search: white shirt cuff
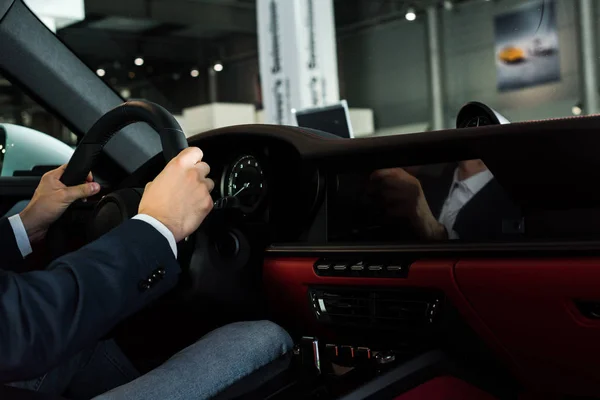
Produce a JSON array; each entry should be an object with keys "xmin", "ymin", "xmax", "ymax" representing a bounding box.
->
[
  {"xmin": 8, "ymin": 214, "xmax": 33, "ymax": 258},
  {"xmin": 447, "ymin": 229, "xmax": 460, "ymax": 240},
  {"xmin": 132, "ymin": 214, "xmax": 178, "ymax": 258}
]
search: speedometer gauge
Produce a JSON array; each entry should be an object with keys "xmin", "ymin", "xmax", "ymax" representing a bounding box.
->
[{"xmin": 223, "ymin": 155, "xmax": 267, "ymax": 214}]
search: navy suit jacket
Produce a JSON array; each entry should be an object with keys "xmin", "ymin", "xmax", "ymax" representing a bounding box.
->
[{"xmin": 0, "ymin": 218, "xmax": 180, "ymax": 382}]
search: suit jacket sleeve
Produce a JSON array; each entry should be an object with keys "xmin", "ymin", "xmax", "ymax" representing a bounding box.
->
[
  {"xmin": 0, "ymin": 219, "xmax": 181, "ymax": 383},
  {"xmin": 0, "ymin": 217, "xmax": 26, "ymax": 273}
]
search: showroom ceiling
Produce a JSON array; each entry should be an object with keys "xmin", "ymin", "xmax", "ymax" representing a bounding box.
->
[
  {"xmin": 1, "ymin": 0, "xmax": 480, "ymax": 121},
  {"xmin": 58, "ymin": 0, "xmax": 472, "ymax": 69}
]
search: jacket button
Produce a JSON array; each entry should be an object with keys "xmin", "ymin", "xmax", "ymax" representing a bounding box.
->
[
  {"xmin": 138, "ymin": 280, "xmax": 151, "ymax": 292},
  {"xmin": 157, "ymin": 268, "xmax": 166, "ymax": 277}
]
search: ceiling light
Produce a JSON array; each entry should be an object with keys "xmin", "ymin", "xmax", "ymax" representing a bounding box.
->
[
  {"xmin": 444, "ymin": 1, "xmax": 454, "ymax": 11},
  {"xmin": 190, "ymin": 68, "xmax": 200, "ymax": 78},
  {"xmin": 96, "ymin": 68, "xmax": 105, "ymax": 77},
  {"xmin": 572, "ymin": 104, "xmax": 583, "ymax": 116},
  {"xmin": 213, "ymin": 63, "xmax": 223, "ymax": 72},
  {"xmin": 120, "ymin": 88, "xmax": 131, "ymax": 98},
  {"xmin": 134, "ymin": 57, "xmax": 144, "ymax": 66},
  {"xmin": 405, "ymin": 7, "xmax": 416, "ymax": 21}
]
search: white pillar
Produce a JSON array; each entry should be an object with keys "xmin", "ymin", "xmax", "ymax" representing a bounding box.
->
[
  {"xmin": 208, "ymin": 68, "xmax": 218, "ymax": 103},
  {"xmin": 578, "ymin": 0, "xmax": 599, "ymax": 115},
  {"xmin": 257, "ymin": 0, "xmax": 340, "ymax": 125},
  {"xmin": 24, "ymin": 0, "xmax": 85, "ymax": 33},
  {"xmin": 427, "ymin": 6, "xmax": 445, "ymax": 131}
]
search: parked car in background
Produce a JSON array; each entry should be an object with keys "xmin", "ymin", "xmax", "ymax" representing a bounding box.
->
[{"xmin": 0, "ymin": 123, "xmax": 73, "ymax": 177}]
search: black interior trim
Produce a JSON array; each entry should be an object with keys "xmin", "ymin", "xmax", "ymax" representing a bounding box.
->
[
  {"xmin": 0, "ymin": 177, "xmax": 40, "ymax": 196},
  {"xmin": 267, "ymin": 241, "xmax": 600, "ymax": 258},
  {"xmin": 338, "ymin": 350, "xmax": 444, "ymax": 400},
  {"xmin": 212, "ymin": 352, "xmax": 293, "ymax": 400}
]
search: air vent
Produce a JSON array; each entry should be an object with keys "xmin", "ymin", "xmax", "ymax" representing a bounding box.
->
[
  {"xmin": 317, "ymin": 290, "xmax": 371, "ymax": 325},
  {"xmin": 309, "ymin": 288, "xmax": 442, "ymax": 329}
]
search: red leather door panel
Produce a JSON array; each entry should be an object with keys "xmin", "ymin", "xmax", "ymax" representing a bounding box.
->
[{"xmin": 455, "ymin": 258, "xmax": 600, "ymax": 397}]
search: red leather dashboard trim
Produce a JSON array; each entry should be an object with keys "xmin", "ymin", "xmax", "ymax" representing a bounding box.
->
[
  {"xmin": 455, "ymin": 258, "xmax": 600, "ymax": 396},
  {"xmin": 263, "ymin": 258, "xmax": 514, "ymax": 363}
]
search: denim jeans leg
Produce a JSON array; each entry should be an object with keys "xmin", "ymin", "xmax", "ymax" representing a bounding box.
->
[{"xmin": 94, "ymin": 320, "xmax": 293, "ymax": 400}]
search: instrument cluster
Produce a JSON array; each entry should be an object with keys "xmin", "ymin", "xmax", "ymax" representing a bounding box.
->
[{"xmin": 219, "ymin": 154, "xmax": 268, "ymax": 215}]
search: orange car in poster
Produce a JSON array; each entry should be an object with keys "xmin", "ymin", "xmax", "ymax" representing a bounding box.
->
[{"xmin": 498, "ymin": 45, "xmax": 526, "ymax": 63}]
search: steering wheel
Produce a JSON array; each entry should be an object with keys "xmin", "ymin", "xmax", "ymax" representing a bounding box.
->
[
  {"xmin": 47, "ymin": 100, "xmax": 187, "ymax": 258},
  {"xmin": 50, "ymin": 99, "xmax": 253, "ymax": 307}
]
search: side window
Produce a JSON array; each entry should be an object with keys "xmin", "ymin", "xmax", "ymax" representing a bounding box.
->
[{"xmin": 0, "ymin": 73, "xmax": 74, "ymax": 177}]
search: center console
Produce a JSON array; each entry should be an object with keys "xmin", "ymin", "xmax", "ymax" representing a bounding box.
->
[
  {"xmin": 256, "ymin": 337, "xmax": 444, "ymax": 400},
  {"xmin": 259, "ymin": 272, "xmax": 447, "ymax": 398},
  {"xmin": 261, "ymin": 256, "xmax": 464, "ymax": 399}
]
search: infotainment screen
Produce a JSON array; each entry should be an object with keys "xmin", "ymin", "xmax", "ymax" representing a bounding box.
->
[{"xmin": 327, "ymin": 160, "xmax": 524, "ymax": 243}]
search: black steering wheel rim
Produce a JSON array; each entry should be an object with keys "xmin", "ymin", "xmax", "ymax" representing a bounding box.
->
[{"xmin": 61, "ymin": 100, "xmax": 188, "ymax": 187}]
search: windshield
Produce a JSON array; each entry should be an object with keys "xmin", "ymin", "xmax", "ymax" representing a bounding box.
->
[{"xmin": 17, "ymin": 0, "xmax": 582, "ymax": 138}]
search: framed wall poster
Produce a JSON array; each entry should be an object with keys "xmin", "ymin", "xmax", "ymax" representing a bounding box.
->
[{"xmin": 494, "ymin": 0, "xmax": 560, "ymax": 92}]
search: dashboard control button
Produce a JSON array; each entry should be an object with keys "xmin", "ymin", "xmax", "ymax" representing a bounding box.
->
[
  {"xmin": 356, "ymin": 347, "xmax": 372, "ymax": 362},
  {"xmin": 325, "ymin": 344, "xmax": 339, "ymax": 361},
  {"xmin": 315, "ymin": 260, "xmax": 410, "ymax": 278},
  {"xmin": 333, "ymin": 263, "xmax": 347, "ymax": 271},
  {"xmin": 300, "ymin": 337, "xmax": 321, "ymax": 375},
  {"xmin": 350, "ymin": 262, "xmax": 364, "ymax": 271}
]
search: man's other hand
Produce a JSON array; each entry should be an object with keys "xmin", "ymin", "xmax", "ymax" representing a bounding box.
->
[
  {"xmin": 20, "ymin": 165, "xmax": 100, "ymax": 242},
  {"xmin": 139, "ymin": 147, "xmax": 214, "ymax": 242},
  {"xmin": 369, "ymin": 168, "xmax": 447, "ymax": 240},
  {"xmin": 369, "ymin": 168, "xmax": 426, "ymax": 221}
]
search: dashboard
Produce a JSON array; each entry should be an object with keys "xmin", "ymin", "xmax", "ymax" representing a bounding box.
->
[
  {"xmin": 126, "ymin": 112, "xmax": 600, "ymax": 250},
  {"xmin": 119, "ymin": 115, "xmax": 600, "ymax": 398}
]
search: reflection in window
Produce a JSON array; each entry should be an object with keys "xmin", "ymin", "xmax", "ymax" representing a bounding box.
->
[{"xmin": 328, "ymin": 160, "xmax": 523, "ymax": 243}]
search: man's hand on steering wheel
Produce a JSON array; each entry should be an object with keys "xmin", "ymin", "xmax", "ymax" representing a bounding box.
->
[
  {"xmin": 20, "ymin": 165, "xmax": 101, "ymax": 243},
  {"xmin": 139, "ymin": 147, "xmax": 214, "ymax": 243}
]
